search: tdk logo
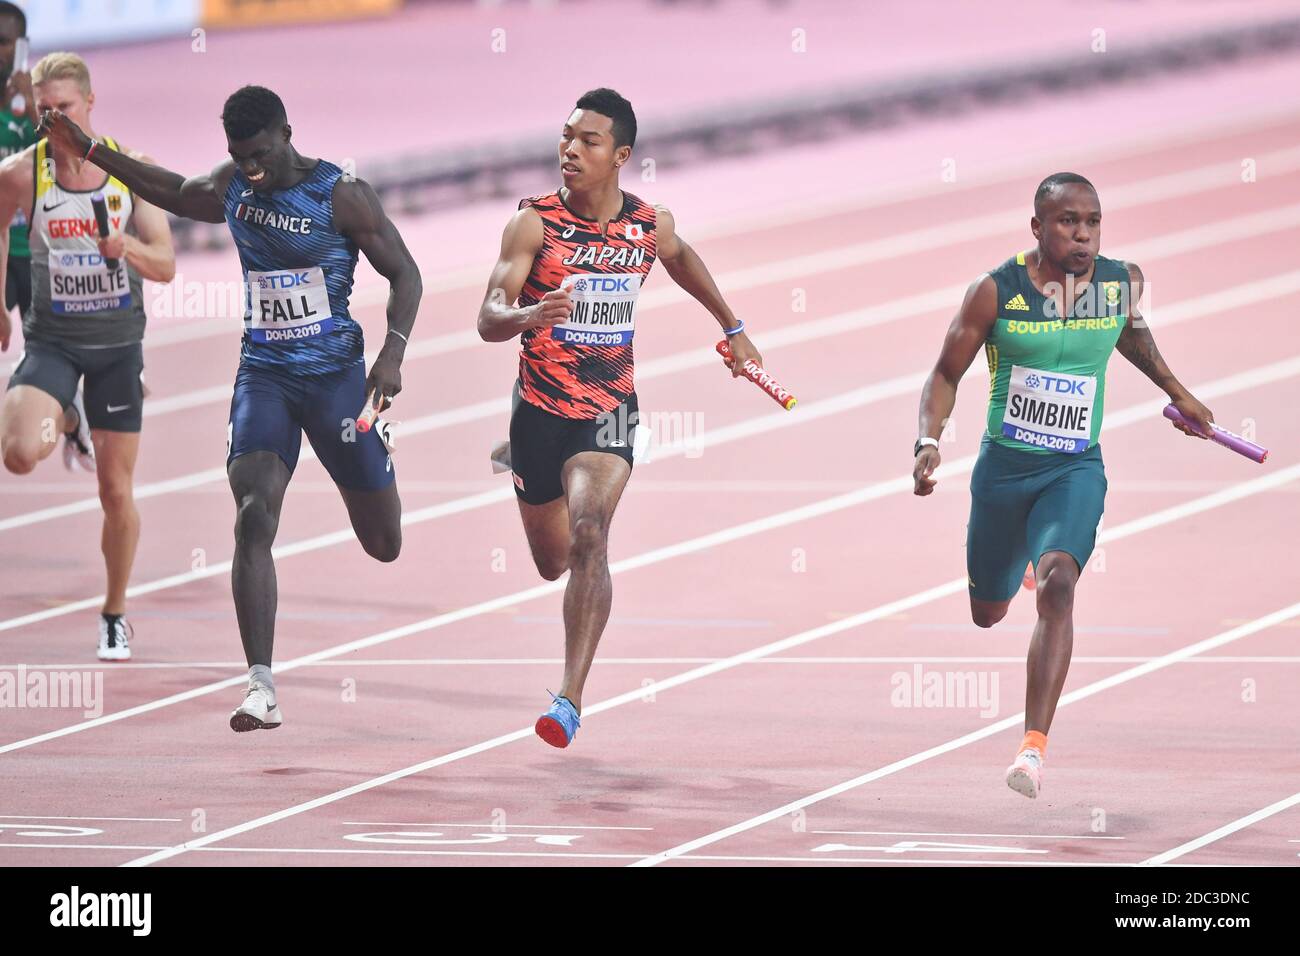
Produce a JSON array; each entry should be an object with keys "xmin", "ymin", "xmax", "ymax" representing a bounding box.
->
[
  {"xmin": 258, "ymin": 272, "xmax": 312, "ymax": 290},
  {"xmin": 577, "ymin": 276, "xmax": 631, "ymax": 293},
  {"xmin": 59, "ymin": 252, "xmax": 104, "ymax": 268},
  {"xmin": 1025, "ymin": 373, "xmax": 1085, "ymax": 395}
]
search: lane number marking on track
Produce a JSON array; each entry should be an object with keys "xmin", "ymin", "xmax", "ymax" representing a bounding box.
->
[
  {"xmin": 0, "ymin": 823, "xmax": 103, "ymax": 839},
  {"xmin": 343, "ymin": 829, "xmax": 582, "ymax": 847},
  {"xmin": 812, "ymin": 840, "xmax": 1047, "ymax": 855}
]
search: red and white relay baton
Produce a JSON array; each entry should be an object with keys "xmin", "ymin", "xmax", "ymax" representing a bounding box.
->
[
  {"xmin": 356, "ymin": 391, "xmax": 383, "ymax": 433},
  {"xmin": 1163, "ymin": 404, "xmax": 1268, "ymax": 463},
  {"xmin": 716, "ymin": 340, "xmax": 797, "ymax": 411}
]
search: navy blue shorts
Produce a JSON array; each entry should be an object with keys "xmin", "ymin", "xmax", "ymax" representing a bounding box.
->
[{"xmin": 227, "ymin": 361, "xmax": 394, "ymax": 492}]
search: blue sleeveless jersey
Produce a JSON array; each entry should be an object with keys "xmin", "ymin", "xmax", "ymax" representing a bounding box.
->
[{"xmin": 224, "ymin": 160, "xmax": 362, "ymax": 376}]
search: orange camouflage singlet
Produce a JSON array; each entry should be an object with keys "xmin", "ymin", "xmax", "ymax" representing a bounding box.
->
[{"xmin": 516, "ymin": 190, "xmax": 658, "ymax": 419}]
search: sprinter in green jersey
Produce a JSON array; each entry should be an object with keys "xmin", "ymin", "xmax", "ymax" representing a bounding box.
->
[
  {"xmin": 913, "ymin": 172, "xmax": 1215, "ymax": 799},
  {"xmin": 0, "ymin": 2, "xmax": 37, "ymax": 324}
]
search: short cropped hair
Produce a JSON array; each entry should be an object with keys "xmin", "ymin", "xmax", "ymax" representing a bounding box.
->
[
  {"xmin": 575, "ymin": 88, "xmax": 637, "ymax": 149},
  {"xmin": 1034, "ymin": 172, "xmax": 1096, "ymax": 215},
  {"xmin": 33, "ymin": 52, "xmax": 92, "ymax": 97},
  {"xmin": 222, "ymin": 85, "xmax": 288, "ymax": 141}
]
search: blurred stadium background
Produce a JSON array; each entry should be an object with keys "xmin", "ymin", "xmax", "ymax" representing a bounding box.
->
[{"xmin": 25, "ymin": 1, "xmax": 1300, "ymax": 238}]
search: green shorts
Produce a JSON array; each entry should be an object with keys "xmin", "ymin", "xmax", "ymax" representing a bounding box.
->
[{"xmin": 967, "ymin": 435, "xmax": 1107, "ymax": 602}]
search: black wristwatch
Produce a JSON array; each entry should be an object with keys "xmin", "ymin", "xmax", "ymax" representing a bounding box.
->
[{"xmin": 914, "ymin": 437, "xmax": 939, "ymax": 457}]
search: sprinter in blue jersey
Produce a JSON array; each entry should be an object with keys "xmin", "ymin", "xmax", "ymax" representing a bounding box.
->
[{"xmin": 41, "ymin": 87, "xmax": 423, "ymax": 732}]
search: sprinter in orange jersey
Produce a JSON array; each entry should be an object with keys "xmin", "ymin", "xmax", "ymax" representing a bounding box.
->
[{"xmin": 477, "ymin": 88, "xmax": 762, "ymax": 748}]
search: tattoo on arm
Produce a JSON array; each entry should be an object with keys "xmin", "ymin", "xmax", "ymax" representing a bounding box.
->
[{"xmin": 1117, "ymin": 320, "xmax": 1168, "ymax": 384}]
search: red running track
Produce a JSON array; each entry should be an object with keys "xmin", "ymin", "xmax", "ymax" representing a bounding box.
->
[{"xmin": 0, "ymin": 87, "xmax": 1298, "ymax": 868}]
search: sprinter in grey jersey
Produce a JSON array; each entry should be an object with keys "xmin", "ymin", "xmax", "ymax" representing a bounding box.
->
[{"xmin": 0, "ymin": 53, "xmax": 174, "ymax": 661}]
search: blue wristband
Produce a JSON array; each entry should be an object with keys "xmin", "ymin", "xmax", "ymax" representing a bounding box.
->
[{"xmin": 723, "ymin": 321, "xmax": 745, "ymax": 336}]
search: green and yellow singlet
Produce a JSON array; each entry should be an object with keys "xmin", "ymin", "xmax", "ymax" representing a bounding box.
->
[{"xmin": 983, "ymin": 251, "xmax": 1130, "ymax": 455}]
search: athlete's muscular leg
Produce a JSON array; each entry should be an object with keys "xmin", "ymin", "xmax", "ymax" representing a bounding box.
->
[
  {"xmin": 229, "ymin": 451, "xmax": 293, "ymax": 667},
  {"xmin": 338, "ymin": 482, "xmax": 402, "ymax": 563},
  {"xmin": 1025, "ymin": 550, "xmax": 1079, "ymax": 734},
  {"xmin": 93, "ymin": 430, "xmax": 141, "ymax": 616},
  {"xmin": 518, "ymin": 495, "xmax": 572, "ymax": 581},
  {"xmin": 553, "ymin": 451, "xmax": 631, "ymax": 712},
  {"xmin": 0, "ymin": 385, "xmax": 65, "ymax": 473}
]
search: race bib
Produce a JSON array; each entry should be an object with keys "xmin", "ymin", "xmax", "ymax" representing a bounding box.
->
[
  {"xmin": 48, "ymin": 250, "xmax": 131, "ymax": 315},
  {"xmin": 246, "ymin": 266, "xmax": 334, "ymax": 343},
  {"xmin": 551, "ymin": 273, "xmax": 640, "ymax": 346},
  {"xmin": 1002, "ymin": 364, "xmax": 1096, "ymax": 454}
]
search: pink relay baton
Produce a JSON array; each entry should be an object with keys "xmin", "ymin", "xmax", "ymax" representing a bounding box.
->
[
  {"xmin": 1163, "ymin": 404, "xmax": 1268, "ymax": 463},
  {"xmin": 716, "ymin": 340, "xmax": 797, "ymax": 410}
]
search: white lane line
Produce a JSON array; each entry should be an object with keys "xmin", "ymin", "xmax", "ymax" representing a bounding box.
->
[
  {"xmin": 1, "ymin": 302, "xmax": 936, "ymax": 533},
  {"xmin": 0, "ymin": 841, "xmax": 646, "ymax": 860},
  {"xmin": 631, "ymin": 164, "xmax": 1300, "ymax": 314},
  {"xmin": 133, "ymin": 110, "xmax": 1300, "ymax": 352},
  {"xmin": 0, "ymin": 815, "xmax": 182, "ymax": 822},
  {"xmin": 7, "ymin": 231, "xmax": 1299, "ymax": 541},
  {"xmin": 810, "ymin": 830, "xmax": 1124, "ymax": 840},
  {"xmin": 0, "ymin": 844, "xmax": 1228, "ymax": 865},
  {"xmin": 117, "ymin": 147, "xmax": 1300, "ymax": 422},
  {"xmin": 118, "ymin": 465, "xmax": 1300, "ymax": 867},
  {"xmin": 9, "ymin": 655, "xmax": 1298, "ymax": 670},
  {"xmin": 11, "ymin": 475, "xmax": 1291, "ymax": 496},
  {"xmin": 0, "ymin": 369, "xmax": 928, "ymax": 631},
  {"xmin": 6, "ymin": 192, "xmax": 1297, "ymax": 539},
  {"xmin": 2, "ymin": 355, "xmax": 1295, "ymax": 755},
  {"xmin": 195, "ymin": 846, "xmax": 646, "ymax": 860},
  {"xmin": 6, "ymin": 258, "xmax": 1298, "ymax": 632},
  {"xmin": 1139, "ymin": 792, "xmax": 1300, "ymax": 866},
  {"xmin": 340, "ymin": 821, "xmax": 654, "ymax": 830},
  {"xmin": 186, "ymin": 851, "xmax": 1099, "ymax": 865},
  {"xmin": 678, "ymin": 106, "xmax": 1300, "ymax": 244},
  {"xmin": 672, "ymin": 856, "xmax": 1140, "ymax": 867},
  {"xmin": 141, "ymin": 383, "xmax": 235, "ymax": 416},
  {"xmin": 630, "ymin": 597, "xmax": 1300, "ymax": 867},
  {"xmin": 0, "ymin": 843, "xmax": 174, "ymax": 852}
]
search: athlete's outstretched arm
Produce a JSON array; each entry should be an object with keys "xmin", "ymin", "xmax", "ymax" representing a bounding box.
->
[
  {"xmin": 1116, "ymin": 262, "xmax": 1214, "ymax": 439},
  {"xmin": 39, "ymin": 109, "xmax": 231, "ymax": 224},
  {"xmin": 914, "ymin": 275, "xmax": 998, "ymax": 496},
  {"xmin": 333, "ymin": 178, "xmax": 423, "ymax": 407},
  {"xmin": 105, "ymin": 150, "xmax": 176, "ymax": 283},
  {"xmin": 476, "ymin": 206, "xmax": 571, "ymax": 342},
  {"xmin": 654, "ymin": 204, "xmax": 761, "ymax": 377}
]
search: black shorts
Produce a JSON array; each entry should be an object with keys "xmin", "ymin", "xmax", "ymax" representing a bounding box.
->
[
  {"xmin": 509, "ymin": 392, "xmax": 637, "ymax": 505},
  {"xmin": 6, "ymin": 338, "xmax": 145, "ymax": 432},
  {"xmin": 5, "ymin": 255, "xmax": 31, "ymax": 316}
]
